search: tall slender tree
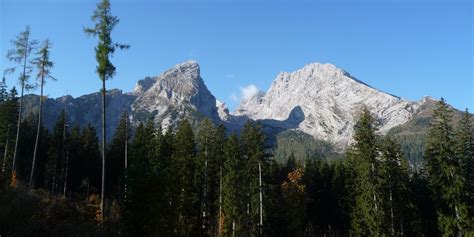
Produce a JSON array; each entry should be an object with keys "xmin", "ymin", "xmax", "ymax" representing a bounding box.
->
[
  {"xmin": 29, "ymin": 40, "xmax": 55, "ymax": 189},
  {"xmin": 347, "ymin": 107, "xmax": 384, "ymax": 236},
  {"xmin": 380, "ymin": 136, "xmax": 410, "ymax": 236},
  {"xmin": 5, "ymin": 26, "xmax": 38, "ymax": 178},
  {"xmin": 84, "ymin": 0, "xmax": 129, "ymax": 221},
  {"xmin": 241, "ymin": 121, "xmax": 267, "ymax": 236},
  {"xmin": 223, "ymin": 133, "xmax": 244, "ymax": 236}
]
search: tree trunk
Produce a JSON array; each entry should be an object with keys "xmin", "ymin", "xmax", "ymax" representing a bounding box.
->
[
  {"xmin": 389, "ymin": 186, "xmax": 394, "ymax": 237},
  {"xmin": 219, "ymin": 166, "xmax": 223, "ymax": 236},
  {"xmin": 124, "ymin": 112, "xmax": 128, "ymax": 203},
  {"xmin": 12, "ymin": 83, "xmax": 24, "ymax": 177},
  {"xmin": 2, "ymin": 133, "xmax": 9, "ymax": 174},
  {"xmin": 29, "ymin": 75, "xmax": 45, "ymax": 189},
  {"xmin": 63, "ymin": 147, "xmax": 69, "ymax": 198},
  {"xmin": 100, "ymin": 78, "xmax": 106, "ymax": 223},
  {"xmin": 258, "ymin": 160, "xmax": 263, "ymax": 235},
  {"xmin": 12, "ymin": 46, "xmax": 29, "ymax": 177}
]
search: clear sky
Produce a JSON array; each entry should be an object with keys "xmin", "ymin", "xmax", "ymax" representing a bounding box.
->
[{"xmin": 1, "ymin": 0, "xmax": 473, "ymax": 111}]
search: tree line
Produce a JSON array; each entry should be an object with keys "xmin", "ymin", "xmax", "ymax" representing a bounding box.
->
[{"xmin": 0, "ymin": 88, "xmax": 473, "ymax": 236}]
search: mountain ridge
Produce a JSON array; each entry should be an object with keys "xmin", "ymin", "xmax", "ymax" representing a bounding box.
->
[{"xmin": 22, "ymin": 60, "xmax": 441, "ymax": 153}]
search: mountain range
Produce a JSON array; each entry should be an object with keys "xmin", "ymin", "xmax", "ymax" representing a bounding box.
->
[{"xmin": 22, "ymin": 60, "xmax": 457, "ymax": 162}]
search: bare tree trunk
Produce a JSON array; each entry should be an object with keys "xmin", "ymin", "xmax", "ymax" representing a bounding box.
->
[
  {"xmin": 2, "ymin": 132, "xmax": 9, "ymax": 174},
  {"xmin": 124, "ymin": 112, "xmax": 128, "ymax": 203},
  {"xmin": 29, "ymin": 75, "xmax": 45, "ymax": 189},
  {"xmin": 12, "ymin": 83, "xmax": 24, "ymax": 176},
  {"xmin": 51, "ymin": 160, "xmax": 57, "ymax": 194},
  {"xmin": 63, "ymin": 147, "xmax": 69, "ymax": 198},
  {"xmin": 219, "ymin": 166, "xmax": 223, "ymax": 236},
  {"xmin": 12, "ymin": 45, "xmax": 29, "ymax": 177},
  {"xmin": 390, "ymin": 187, "xmax": 394, "ymax": 237},
  {"xmin": 100, "ymin": 79, "xmax": 106, "ymax": 223},
  {"xmin": 258, "ymin": 161, "xmax": 263, "ymax": 236}
]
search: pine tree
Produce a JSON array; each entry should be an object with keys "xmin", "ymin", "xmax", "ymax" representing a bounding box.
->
[
  {"xmin": 5, "ymin": 26, "xmax": 38, "ymax": 178},
  {"xmin": 425, "ymin": 98, "xmax": 469, "ymax": 236},
  {"xmin": 84, "ymin": 0, "xmax": 129, "ymax": 220},
  {"xmin": 347, "ymin": 107, "xmax": 384, "ymax": 236},
  {"xmin": 29, "ymin": 39, "xmax": 55, "ymax": 189}
]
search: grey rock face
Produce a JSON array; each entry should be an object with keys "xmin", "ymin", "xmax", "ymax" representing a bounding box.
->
[
  {"xmin": 22, "ymin": 60, "xmax": 437, "ymax": 150},
  {"xmin": 231, "ymin": 63, "xmax": 432, "ymax": 150}
]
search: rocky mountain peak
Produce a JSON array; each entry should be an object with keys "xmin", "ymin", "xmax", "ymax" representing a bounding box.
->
[
  {"xmin": 131, "ymin": 60, "xmax": 219, "ymax": 128},
  {"xmin": 233, "ymin": 62, "xmax": 421, "ymax": 150}
]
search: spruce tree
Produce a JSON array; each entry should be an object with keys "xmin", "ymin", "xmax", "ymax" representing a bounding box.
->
[
  {"xmin": 172, "ymin": 120, "xmax": 199, "ymax": 235},
  {"xmin": 240, "ymin": 121, "xmax": 266, "ymax": 236},
  {"xmin": 84, "ymin": 0, "xmax": 129, "ymax": 220},
  {"xmin": 46, "ymin": 111, "xmax": 67, "ymax": 194},
  {"xmin": 5, "ymin": 26, "xmax": 38, "ymax": 178},
  {"xmin": 223, "ymin": 133, "xmax": 244, "ymax": 236},
  {"xmin": 0, "ymin": 88, "xmax": 18, "ymax": 176},
  {"xmin": 347, "ymin": 107, "xmax": 384, "ymax": 236},
  {"xmin": 454, "ymin": 109, "xmax": 474, "ymax": 234},
  {"xmin": 380, "ymin": 136, "xmax": 410, "ymax": 236},
  {"xmin": 425, "ymin": 98, "xmax": 469, "ymax": 236},
  {"xmin": 123, "ymin": 122, "xmax": 156, "ymax": 235}
]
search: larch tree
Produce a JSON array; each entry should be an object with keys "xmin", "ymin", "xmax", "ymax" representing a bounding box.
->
[
  {"xmin": 5, "ymin": 26, "xmax": 38, "ymax": 179},
  {"xmin": 84, "ymin": 0, "xmax": 129, "ymax": 221},
  {"xmin": 29, "ymin": 39, "xmax": 55, "ymax": 189}
]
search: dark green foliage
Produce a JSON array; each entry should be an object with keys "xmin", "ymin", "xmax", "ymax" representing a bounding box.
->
[
  {"xmin": 240, "ymin": 121, "xmax": 267, "ymax": 235},
  {"xmin": 273, "ymin": 130, "xmax": 338, "ymax": 163},
  {"xmin": 222, "ymin": 133, "xmax": 245, "ymax": 235},
  {"xmin": 0, "ymin": 88, "xmax": 19, "ymax": 177},
  {"xmin": 379, "ymin": 136, "xmax": 411, "ymax": 236},
  {"xmin": 1, "ymin": 97, "xmax": 464, "ymax": 236},
  {"xmin": 172, "ymin": 120, "xmax": 200, "ymax": 235},
  {"xmin": 425, "ymin": 98, "xmax": 470, "ymax": 236},
  {"xmin": 347, "ymin": 107, "xmax": 384, "ymax": 236}
]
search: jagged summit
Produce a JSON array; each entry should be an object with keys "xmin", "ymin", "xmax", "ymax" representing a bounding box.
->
[
  {"xmin": 232, "ymin": 62, "xmax": 428, "ymax": 149},
  {"xmin": 131, "ymin": 60, "xmax": 219, "ymax": 128}
]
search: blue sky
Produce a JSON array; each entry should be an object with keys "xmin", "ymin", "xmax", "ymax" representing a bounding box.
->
[{"xmin": 1, "ymin": 0, "xmax": 473, "ymax": 111}]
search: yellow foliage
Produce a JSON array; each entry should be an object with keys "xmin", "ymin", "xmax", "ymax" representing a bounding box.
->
[
  {"xmin": 10, "ymin": 170, "xmax": 17, "ymax": 188},
  {"xmin": 282, "ymin": 168, "xmax": 305, "ymax": 193}
]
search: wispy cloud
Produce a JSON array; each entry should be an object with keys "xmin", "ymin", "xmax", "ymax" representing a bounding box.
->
[
  {"xmin": 225, "ymin": 74, "xmax": 235, "ymax": 79},
  {"xmin": 239, "ymin": 84, "xmax": 259, "ymax": 101},
  {"xmin": 230, "ymin": 93, "xmax": 239, "ymax": 102}
]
